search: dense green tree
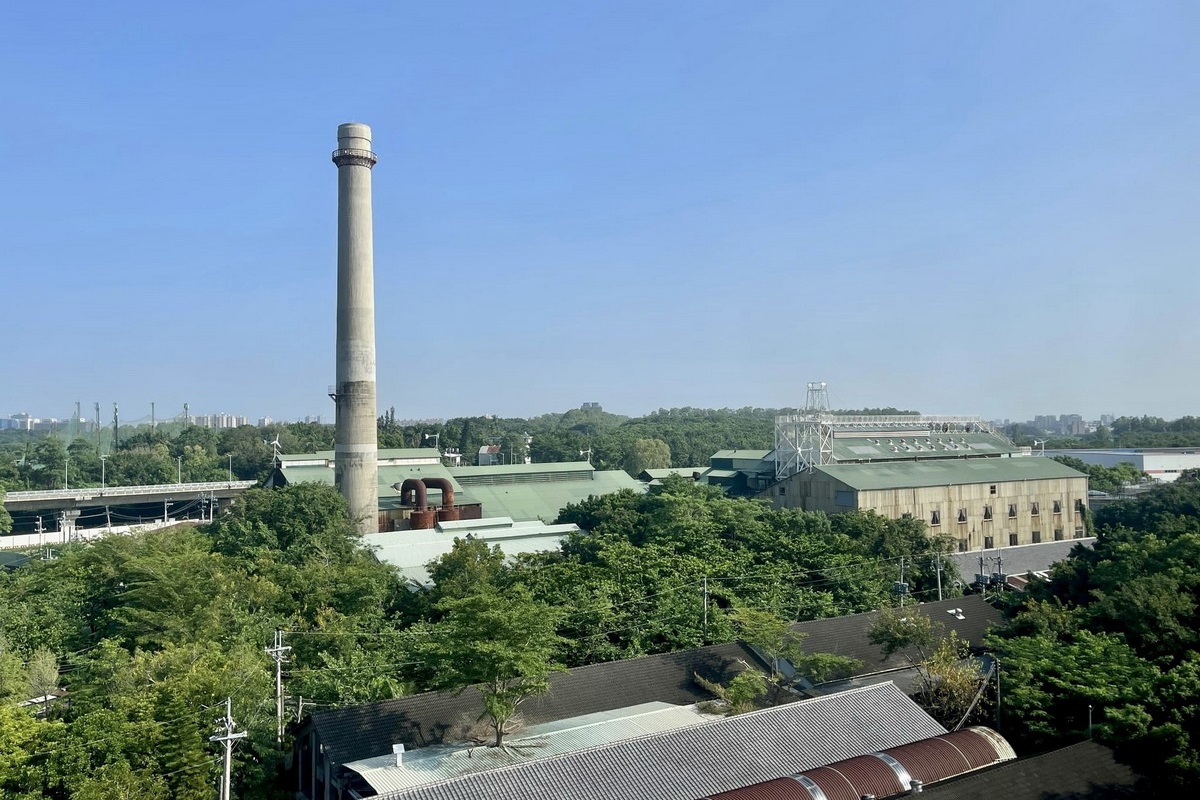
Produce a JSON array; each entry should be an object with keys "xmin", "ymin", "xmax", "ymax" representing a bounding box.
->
[
  {"xmin": 413, "ymin": 586, "xmax": 567, "ymax": 746},
  {"xmin": 624, "ymin": 437, "xmax": 672, "ymax": 474}
]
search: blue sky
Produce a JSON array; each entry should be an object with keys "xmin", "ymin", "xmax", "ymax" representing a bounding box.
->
[{"xmin": 3, "ymin": 1, "xmax": 1198, "ymax": 423}]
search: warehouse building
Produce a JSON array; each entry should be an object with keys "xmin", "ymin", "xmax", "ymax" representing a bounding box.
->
[
  {"xmin": 761, "ymin": 385, "xmax": 1089, "ymax": 551},
  {"xmin": 275, "ymin": 448, "xmax": 643, "ymax": 531},
  {"xmin": 1044, "ymin": 447, "xmax": 1200, "ymax": 483}
]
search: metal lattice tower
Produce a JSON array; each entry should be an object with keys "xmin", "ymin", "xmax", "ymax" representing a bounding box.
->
[{"xmin": 774, "ymin": 382, "xmax": 995, "ymax": 482}]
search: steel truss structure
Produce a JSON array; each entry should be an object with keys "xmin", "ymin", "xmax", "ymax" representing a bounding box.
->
[{"xmin": 773, "ymin": 382, "xmax": 995, "ymax": 482}]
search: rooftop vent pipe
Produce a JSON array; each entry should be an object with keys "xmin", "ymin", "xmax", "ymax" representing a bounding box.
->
[{"xmin": 393, "ymin": 479, "xmax": 428, "ymax": 510}]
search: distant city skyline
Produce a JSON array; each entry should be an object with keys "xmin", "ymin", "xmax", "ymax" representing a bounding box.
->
[
  {"xmin": 0, "ymin": 403, "xmax": 1150, "ymax": 430},
  {"xmin": 4, "ymin": 2, "xmax": 1197, "ymax": 424}
]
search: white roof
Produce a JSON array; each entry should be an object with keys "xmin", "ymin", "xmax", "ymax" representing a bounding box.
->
[
  {"xmin": 363, "ymin": 518, "xmax": 579, "ymax": 586},
  {"xmin": 344, "ymin": 702, "xmax": 717, "ymax": 794}
]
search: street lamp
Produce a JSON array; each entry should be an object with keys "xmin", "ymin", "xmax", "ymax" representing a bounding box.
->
[
  {"xmin": 100, "ymin": 455, "xmax": 107, "ymax": 493},
  {"xmin": 228, "ymin": 454, "xmax": 233, "ymax": 483},
  {"xmin": 64, "ymin": 454, "xmax": 69, "ymax": 490},
  {"xmin": 177, "ymin": 456, "xmax": 183, "ymax": 485},
  {"xmin": 423, "ymin": 432, "xmax": 440, "ymax": 451}
]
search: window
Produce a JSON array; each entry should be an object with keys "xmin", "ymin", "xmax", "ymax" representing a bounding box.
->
[
  {"xmin": 983, "ymin": 505, "xmax": 993, "ymax": 521},
  {"xmin": 930, "ymin": 510, "xmax": 941, "ymax": 526},
  {"xmin": 1009, "ymin": 533, "xmax": 1019, "ymax": 546},
  {"xmin": 835, "ymin": 490, "xmax": 855, "ymax": 507},
  {"xmin": 1052, "ymin": 499, "xmax": 1062, "ymax": 514},
  {"xmin": 778, "ymin": 486, "xmax": 786, "ymax": 496},
  {"xmin": 958, "ymin": 539, "xmax": 968, "ymax": 552},
  {"xmin": 989, "ymin": 485, "xmax": 997, "ymax": 495},
  {"xmin": 1075, "ymin": 498, "xmax": 1085, "ymax": 513},
  {"xmin": 1074, "ymin": 526, "xmax": 1085, "ymax": 539},
  {"xmin": 957, "ymin": 508, "xmax": 967, "ymax": 523},
  {"xmin": 984, "ymin": 535, "xmax": 994, "ymax": 549},
  {"xmin": 1008, "ymin": 503, "xmax": 1017, "ymax": 518},
  {"xmin": 1031, "ymin": 502, "xmax": 1040, "ymax": 516},
  {"xmin": 1032, "ymin": 530, "xmax": 1042, "ymax": 543},
  {"xmin": 902, "ymin": 512, "xmax": 913, "ymax": 519},
  {"xmin": 1054, "ymin": 528, "xmax": 1064, "ymax": 541}
]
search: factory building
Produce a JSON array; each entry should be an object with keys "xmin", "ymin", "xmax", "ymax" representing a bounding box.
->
[
  {"xmin": 759, "ymin": 384, "xmax": 1089, "ymax": 551},
  {"xmin": 1044, "ymin": 447, "xmax": 1200, "ymax": 483},
  {"xmin": 275, "ymin": 448, "xmax": 643, "ymax": 532}
]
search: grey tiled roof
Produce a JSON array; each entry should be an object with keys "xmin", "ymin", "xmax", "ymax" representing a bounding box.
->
[
  {"xmin": 306, "ymin": 597, "xmax": 1001, "ymax": 769},
  {"xmin": 308, "ymin": 641, "xmax": 761, "ymax": 766},
  {"xmin": 788, "ymin": 595, "xmax": 1003, "ymax": 676},
  {"xmin": 916, "ymin": 740, "xmax": 1139, "ymax": 799},
  {"xmin": 376, "ymin": 682, "xmax": 946, "ymax": 800}
]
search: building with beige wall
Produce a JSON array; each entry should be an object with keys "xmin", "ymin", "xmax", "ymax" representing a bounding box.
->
[{"xmin": 763, "ymin": 457, "xmax": 1089, "ymax": 551}]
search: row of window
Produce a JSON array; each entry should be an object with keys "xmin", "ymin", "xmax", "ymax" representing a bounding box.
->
[
  {"xmin": 955, "ymin": 526, "xmax": 1087, "ymax": 551},
  {"xmin": 930, "ymin": 499, "xmax": 1083, "ymax": 526}
]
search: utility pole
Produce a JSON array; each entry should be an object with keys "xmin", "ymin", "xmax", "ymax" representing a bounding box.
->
[
  {"xmin": 113, "ymin": 403, "xmax": 120, "ymax": 449},
  {"xmin": 265, "ymin": 630, "xmax": 292, "ymax": 746},
  {"xmin": 210, "ymin": 697, "xmax": 248, "ymax": 800},
  {"xmin": 934, "ymin": 551, "xmax": 943, "ymax": 601},
  {"xmin": 94, "ymin": 402, "xmax": 101, "ymax": 450},
  {"xmin": 702, "ymin": 577, "xmax": 709, "ymax": 636},
  {"xmin": 151, "ymin": 401, "xmax": 156, "ymax": 430},
  {"xmin": 898, "ymin": 556, "xmax": 906, "ymax": 607}
]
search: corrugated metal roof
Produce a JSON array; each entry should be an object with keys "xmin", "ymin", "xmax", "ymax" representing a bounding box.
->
[
  {"xmin": 374, "ymin": 683, "xmax": 945, "ymax": 800},
  {"xmin": 830, "ymin": 433, "xmax": 1016, "ymax": 463},
  {"xmin": 815, "ymin": 457, "xmax": 1086, "ymax": 492},
  {"xmin": 280, "ymin": 457, "xmax": 643, "ymax": 522},
  {"xmin": 309, "ymin": 641, "xmax": 763, "ymax": 767},
  {"xmin": 363, "ymin": 519, "xmax": 579, "ymax": 585},
  {"xmin": 450, "ymin": 470, "xmax": 644, "ymax": 523},
  {"xmin": 708, "ymin": 728, "xmax": 1016, "ymax": 800},
  {"xmin": 344, "ymin": 702, "xmax": 718, "ymax": 794}
]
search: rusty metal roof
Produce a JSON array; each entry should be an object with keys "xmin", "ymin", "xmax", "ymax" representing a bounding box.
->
[{"xmin": 702, "ymin": 727, "xmax": 1016, "ymax": 800}]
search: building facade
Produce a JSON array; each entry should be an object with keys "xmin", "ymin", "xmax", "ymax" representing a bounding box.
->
[{"xmin": 767, "ymin": 458, "xmax": 1089, "ymax": 550}]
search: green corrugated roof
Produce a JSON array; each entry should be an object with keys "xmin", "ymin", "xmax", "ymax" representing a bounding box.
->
[
  {"xmin": 279, "ymin": 448, "xmax": 439, "ymax": 462},
  {"xmin": 450, "ymin": 461, "xmax": 596, "ymax": 478},
  {"xmin": 816, "ymin": 457, "xmax": 1086, "ymax": 491},
  {"xmin": 279, "ymin": 461, "xmax": 463, "ymax": 499},
  {"xmin": 279, "ymin": 460, "xmax": 644, "ymax": 522},
  {"xmin": 702, "ymin": 469, "xmax": 740, "ymax": 479},
  {"xmin": 456, "ymin": 470, "xmax": 644, "ymax": 522}
]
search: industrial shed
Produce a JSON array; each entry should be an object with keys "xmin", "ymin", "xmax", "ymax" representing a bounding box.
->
[
  {"xmin": 276, "ymin": 448, "xmax": 643, "ymax": 530},
  {"xmin": 769, "ymin": 457, "xmax": 1089, "ymax": 551},
  {"xmin": 370, "ymin": 683, "xmax": 946, "ymax": 800}
]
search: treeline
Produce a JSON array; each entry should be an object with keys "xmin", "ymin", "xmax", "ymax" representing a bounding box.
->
[
  {"xmin": 1050, "ymin": 456, "xmax": 1147, "ymax": 494},
  {"xmin": 986, "ymin": 473, "xmax": 1200, "ymax": 789},
  {"xmin": 380, "ymin": 404, "xmax": 919, "ymax": 473},
  {"xmin": 2, "ymin": 405, "xmax": 923, "ymax": 498},
  {"xmin": 0, "ymin": 422, "xmax": 333, "ymax": 494},
  {"xmin": 0, "ymin": 478, "xmax": 956, "ymax": 798}
]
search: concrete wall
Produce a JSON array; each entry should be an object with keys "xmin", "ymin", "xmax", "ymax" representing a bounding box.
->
[{"xmin": 767, "ymin": 472, "xmax": 1090, "ymax": 549}]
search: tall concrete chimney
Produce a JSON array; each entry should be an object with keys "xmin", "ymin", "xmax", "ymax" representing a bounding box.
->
[{"xmin": 332, "ymin": 122, "xmax": 379, "ymax": 534}]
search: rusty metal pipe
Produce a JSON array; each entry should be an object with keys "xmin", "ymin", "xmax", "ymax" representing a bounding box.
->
[
  {"xmin": 420, "ymin": 477, "xmax": 455, "ymax": 508},
  {"xmin": 392, "ymin": 479, "xmax": 428, "ymax": 510}
]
